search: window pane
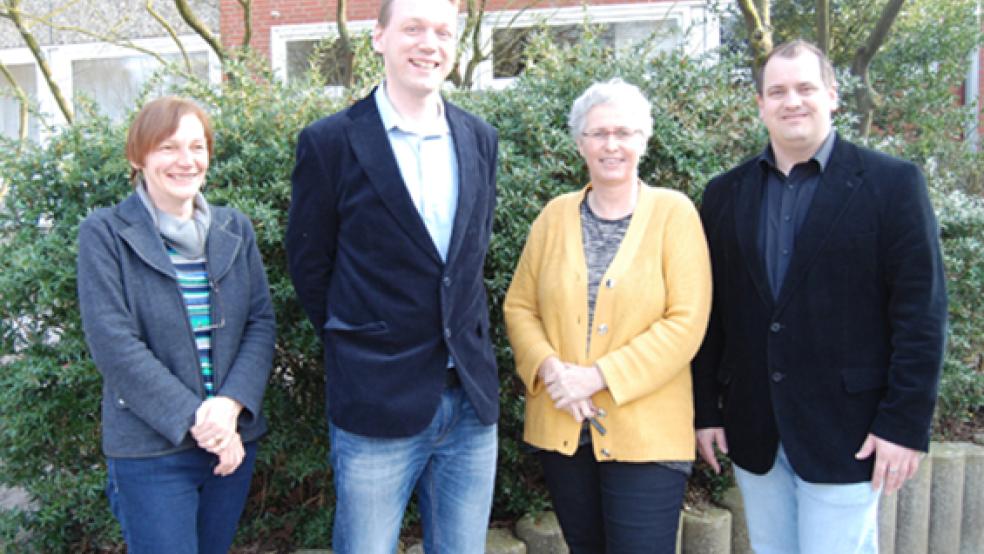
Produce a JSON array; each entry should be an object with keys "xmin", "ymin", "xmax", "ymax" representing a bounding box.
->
[
  {"xmin": 286, "ymin": 38, "xmax": 348, "ymax": 86},
  {"xmin": 1, "ymin": 63, "xmax": 39, "ymax": 141},
  {"xmin": 72, "ymin": 52, "xmax": 208, "ymax": 120},
  {"xmin": 492, "ymin": 19, "xmax": 682, "ymax": 79}
]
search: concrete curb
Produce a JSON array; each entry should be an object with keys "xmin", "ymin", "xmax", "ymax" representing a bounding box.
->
[
  {"xmin": 959, "ymin": 442, "xmax": 984, "ymax": 554},
  {"xmin": 897, "ymin": 452, "xmax": 934, "ymax": 553},
  {"xmin": 929, "ymin": 443, "xmax": 967, "ymax": 554}
]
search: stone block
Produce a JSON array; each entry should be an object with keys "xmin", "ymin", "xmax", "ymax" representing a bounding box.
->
[
  {"xmin": 681, "ymin": 506, "xmax": 731, "ymax": 554},
  {"xmin": 718, "ymin": 486, "xmax": 753, "ymax": 554},
  {"xmin": 929, "ymin": 442, "xmax": 966, "ymax": 554},
  {"xmin": 959, "ymin": 442, "xmax": 984, "ymax": 554},
  {"xmin": 486, "ymin": 528, "xmax": 527, "ymax": 554},
  {"xmin": 896, "ymin": 452, "xmax": 933, "ymax": 554},
  {"xmin": 878, "ymin": 486, "xmax": 898, "ymax": 554},
  {"xmin": 515, "ymin": 511, "xmax": 569, "ymax": 554}
]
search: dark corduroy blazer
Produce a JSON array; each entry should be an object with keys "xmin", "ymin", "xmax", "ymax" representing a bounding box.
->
[
  {"xmin": 693, "ymin": 135, "xmax": 947, "ymax": 483},
  {"xmin": 286, "ymin": 89, "xmax": 499, "ymax": 437}
]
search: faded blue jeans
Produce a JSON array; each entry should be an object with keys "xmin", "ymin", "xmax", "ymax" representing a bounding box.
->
[
  {"xmin": 106, "ymin": 441, "xmax": 258, "ymax": 554},
  {"xmin": 734, "ymin": 444, "xmax": 881, "ymax": 554},
  {"xmin": 329, "ymin": 386, "xmax": 497, "ymax": 554}
]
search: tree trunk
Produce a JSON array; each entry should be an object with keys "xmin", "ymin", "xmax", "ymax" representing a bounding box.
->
[
  {"xmin": 737, "ymin": 0, "xmax": 774, "ymax": 72},
  {"xmin": 335, "ymin": 0, "xmax": 354, "ymax": 87},
  {"xmin": 816, "ymin": 0, "xmax": 831, "ymax": 54},
  {"xmin": 173, "ymin": 0, "xmax": 226, "ymax": 63},
  {"xmin": 850, "ymin": 0, "xmax": 905, "ymax": 136}
]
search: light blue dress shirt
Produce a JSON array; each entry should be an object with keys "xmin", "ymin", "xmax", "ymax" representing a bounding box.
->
[{"xmin": 374, "ymin": 84, "xmax": 459, "ymax": 262}]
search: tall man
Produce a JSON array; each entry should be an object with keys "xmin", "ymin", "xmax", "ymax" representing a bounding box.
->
[
  {"xmin": 286, "ymin": 1, "xmax": 499, "ymax": 552},
  {"xmin": 694, "ymin": 40, "xmax": 947, "ymax": 554}
]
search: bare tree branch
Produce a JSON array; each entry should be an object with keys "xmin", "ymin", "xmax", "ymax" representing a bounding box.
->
[
  {"xmin": 0, "ymin": 59, "xmax": 29, "ymax": 146},
  {"xmin": 850, "ymin": 0, "xmax": 905, "ymax": 136},
  {"xmin": 173, "ymin": 0, "xmax": 226, "ymax": 62},
  {"xmin": 335, "ymin": 0, "xmax": 354, "ymax": 87},
  {"xmin": 816, "ymin": 0, "xmax": 830, "ymax": 54},
  {"xmin": 15, "ymin": 10, "xmax": 169, "ymax": 65},
  {"xmin": 146, "ymin": 0, "xmax": 191, "ymax": 72},
  {"xmin": 237, "ymin": 0, "xmax": 252, "ymax": 52},
  {"xmin": 3, "ymin": 0, "xmax": 73, "ymax": 123},
  {"xmin": 737, "ymin": 0, "xmax": 773, "ymax": 71}
]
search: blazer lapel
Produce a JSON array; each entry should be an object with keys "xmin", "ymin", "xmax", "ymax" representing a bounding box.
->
[
  {"xmin": 115, "ymin": 194, "xmax": 176, "ymax": 279},
  {"xmin": 347, "ymin": 94, "xmax": 442, "ymax": 264},
  {"xmin": 774, "ymin": 139, "xmax": 863, "ymax": 312},
  {"xmin": 733, "ymin": 165, "xmax": 773, "ymax": 308},
  {"xmin": 204, "ymin": 211, "xmax": 242, "ymax": 283},
  {"xmin": 444, "ymin": 105, "xmax": 479, "ymax": 267}
]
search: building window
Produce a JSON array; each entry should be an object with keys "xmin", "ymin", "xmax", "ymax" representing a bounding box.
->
[
  {"xmin": 1, "ymin": 62, "xmax": 39, "ymax": 141},
  {"xmin": 491, "ymin": 19, "xmax": 681, "ymax": 79},
  {"xmin": 475, "ymin": 2, "xmax": 720, "ymax": 88},
  {"xmin": 72, "ymin": 52, "xmax": 209, "ymax": 120},
  {"xmin": 285, "ymin": 38, "xmax": 351, "ymax": 86}
]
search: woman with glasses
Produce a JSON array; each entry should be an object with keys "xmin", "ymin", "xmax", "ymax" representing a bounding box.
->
[
  {"xmin": 77, "ymin": 96, "xmax": 275, "ymax": 553},
  {"xmin": 504, "ymin": 79, "xmax": 712, "ymax": 553}
]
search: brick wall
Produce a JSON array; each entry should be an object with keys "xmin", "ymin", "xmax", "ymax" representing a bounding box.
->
[{"xmin": 219, "ymin": 0, "xmax": 662, "ymax": 58}]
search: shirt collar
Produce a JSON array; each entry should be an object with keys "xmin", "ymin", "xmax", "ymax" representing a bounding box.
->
[
  {"xmin": 374, "ymin": 82, "xmax": 449, "ymax": 137},
  {"xmin": 759, "ymin": 130, "xmax": 837, "ymax": 172}
]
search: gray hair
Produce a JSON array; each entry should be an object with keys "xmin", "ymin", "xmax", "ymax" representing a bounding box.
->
[{"xmin": 568, "ymin": 78, "xmax": 653, "ymax": 141}]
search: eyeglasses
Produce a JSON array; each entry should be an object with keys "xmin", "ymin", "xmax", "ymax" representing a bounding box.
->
[{"xmin": 581, "ymin": 128, "xmax": 644, "ymax": 143}]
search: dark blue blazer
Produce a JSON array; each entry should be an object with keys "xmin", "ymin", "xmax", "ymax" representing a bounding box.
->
[
  {"xmin": 286, "ymin": 89, "xmax": 499, "ymax": 437},
  {"xmin": 693, "ymin": 135, "xmax": 947, "ymax": 483}
]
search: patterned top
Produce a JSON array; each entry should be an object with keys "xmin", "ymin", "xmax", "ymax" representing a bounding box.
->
[
  {"xmin": 166, "ymin": 245, "xmax": 215, "ymax": 398},
  {"xmin": 579, "ymin": 198, "xmax": 692, "ymax": 475}
]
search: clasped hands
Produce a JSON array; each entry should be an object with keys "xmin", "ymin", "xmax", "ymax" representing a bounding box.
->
[
  {"xmin": 190, "ymin": 396, "xmax": 245, "ymax": 476},
  {"xmin": 538, "ymin": 356, "xmax": 607, "ymax": 423}
]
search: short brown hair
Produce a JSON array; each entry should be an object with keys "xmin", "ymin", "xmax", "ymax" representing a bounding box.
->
[
  {"xmin": 126, "ymin": 96, "xmax": 213, "ymax": 184},
  {"xmin": 755, "ymin": 40, "xmax": 836, "ymax": 95},
  {"xmin": 378, "ymin": 0, "xmax": 459, "ymax": 28}
]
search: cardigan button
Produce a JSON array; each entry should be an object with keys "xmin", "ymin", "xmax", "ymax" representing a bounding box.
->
[
  {"xmin": 605, "ymin": 278, "xmax": 615, "ymax": 288},
  {"xmin": 598, "ymin": 323, "xmax": 608, "ymax": 335},
  {"xmin": 601, "ymin": 448, "xmax": 611, "ymax": 457}
]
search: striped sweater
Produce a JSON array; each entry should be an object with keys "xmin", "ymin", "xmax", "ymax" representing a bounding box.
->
[{"xmin": 166, "ymin": 245, "xmax": 215, "ymax": 398}]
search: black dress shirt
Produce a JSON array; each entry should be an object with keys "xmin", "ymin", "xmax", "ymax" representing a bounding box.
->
[{"xmin": 758, "ymin": 131, "xmax": 837, "ymax": 297}]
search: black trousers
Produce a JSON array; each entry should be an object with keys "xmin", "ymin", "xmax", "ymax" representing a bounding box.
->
[{"xmin": 538, "ymin": 444, "xmax": 686, "ymax": 554}]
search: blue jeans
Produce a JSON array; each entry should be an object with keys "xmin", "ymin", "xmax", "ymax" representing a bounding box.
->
[
  {"xmin": 106, "ymin": 441, "xmax": 258, "ymax": 554},
  {"xmin": 538, "ymin": 444, "xmax": 686, "ymax": 554},
  {"xmin": 734, "ymin": 444, "xmax": 881, "ymax": 554},
  {"xmin": 329, "ymin": 387, "xmax": 497, "ymax": 554}
]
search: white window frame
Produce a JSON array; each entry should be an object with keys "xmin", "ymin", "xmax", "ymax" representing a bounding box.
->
[
  {"xmin": 270, "ymin": 20, "xmax": 377, "ymax": 84},
  {"xmin": 473, "ymin": 1, "xmax": 723, "ymax": 89},
  {"xmin": 0, "ymin": 35, "xmax": 219, "ymax": 143}
]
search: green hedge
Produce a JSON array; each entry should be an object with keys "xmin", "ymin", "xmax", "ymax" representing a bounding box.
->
[{"xmin": 1, "ymin": 30, "xmax": 981, "ymax": 551}]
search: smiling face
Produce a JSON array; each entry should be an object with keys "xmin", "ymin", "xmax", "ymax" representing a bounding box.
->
[
  {"xmin": 576, "ymin": 103, "xmax": 646, "ymax": 189},
  {"xmin": 136, "ymin": 113, "xmax": 209, "ymax": 219},
  {"xmin": 757, "ymin": 50, "xmax": 838, "ymax": 159},
  {"xmin": 372, "ymin": 0, "xmax": 457, "ymax": 102}
]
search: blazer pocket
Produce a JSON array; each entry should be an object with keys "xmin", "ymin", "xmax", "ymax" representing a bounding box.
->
[
  {"xmin": 841, "ymin": 366, "xmax": 888, "ymax": 394},
  {"xmin": 323, "ymin": 316, "xmax": 389, "ymax": 335}
]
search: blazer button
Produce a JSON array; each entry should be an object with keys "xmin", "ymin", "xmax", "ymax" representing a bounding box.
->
[
  {"xmin": 770, "ymin": 322, "xmax": 783, "ymax": 333},
  {"xmin": 598, "ymin": 323, "xmax": 608, "ymax": 335},
  {"xmin": 444, "ymin": 327, "xmax": 452, "ymax": 339},
  {"xmin": 442, "ymin": 276, "xmax": 452, "ymax": 287},
  {"xmin": 601, "ymin": 448, "xmax": 611, "ymax": 457},
  {"xmin": 771, "ymin": 372, "xmax": 785, "ymax": 383}
]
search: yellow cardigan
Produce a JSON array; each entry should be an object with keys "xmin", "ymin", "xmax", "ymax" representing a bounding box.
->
[{"xmin": 504, "ymin": 183, "xmax": 712, "ymax": 462}]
